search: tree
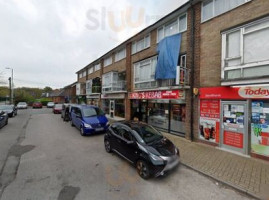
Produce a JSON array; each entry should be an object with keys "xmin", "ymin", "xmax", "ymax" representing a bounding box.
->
[{"xmin": 43, "ymin": 86, "xmax": 53, "ymax": 93}]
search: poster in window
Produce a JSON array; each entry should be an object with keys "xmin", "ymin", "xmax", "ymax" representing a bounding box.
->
[
  {"xmin": 251, "ymin": 101, "xmax": 269, "ymax": 157},
  {"xmin": 199, "ymin": 100, "xmax": 220, "ymax": 143}
]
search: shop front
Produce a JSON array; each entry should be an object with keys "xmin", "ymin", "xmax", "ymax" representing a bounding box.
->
[
  {"xmin": 86, "ymin": 94, "xmax": 100, "ymax": 107},
  {"xmin": 199, "ymin": 86, "xmax": 269, "ymax": 160},
  {"xmin": 129, "ymin": 90, "xmax": 186, "ymax": 136},
  {"xmin": 101, "ymin": 93, "xmax": 126, "ymax": 119}
]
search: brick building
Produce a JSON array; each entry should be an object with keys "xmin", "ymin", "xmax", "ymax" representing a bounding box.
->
[{"xmin": 75, "ymin": 0, "xmax": 269, "ymax": 161}]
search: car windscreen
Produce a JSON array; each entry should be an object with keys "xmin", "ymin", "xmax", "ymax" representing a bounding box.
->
[
  {"xmin": 55, "ymin": 104, "xmax": 62, "ymax": 108},
  {"xmin": 0, "ymin": 105, "xmax": 12, "ymax": 110},
  {"xmin": 82, "ymin": 107, "xmax": 104, "ymax": 117},
  {"xmin": 132, "ymin": 125, "xmax": 163, "ymax": 144}
]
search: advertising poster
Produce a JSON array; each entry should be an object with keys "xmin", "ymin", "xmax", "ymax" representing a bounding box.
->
[
  {"xmin": 199, "ymin": 100, "xmax": 220, "ymax": 143},
  {"xmin": 251, "ymin": 101, "xmax": 269, "ymax": 157}
]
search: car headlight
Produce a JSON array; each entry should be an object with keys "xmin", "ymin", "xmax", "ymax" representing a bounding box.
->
[
  {"xmin": 175, "ymin": 147, "xmax": 180, "ymax": 156},
  {"xmin": 84, "ymin": 123, "xmax": 92, "ymax": 128}
]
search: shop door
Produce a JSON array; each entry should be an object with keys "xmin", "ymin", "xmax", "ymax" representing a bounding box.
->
[
  {"xmin": 109, "ymin": 100, "xmax": 115, "ymax": 118},
  {"xmin": 220, "ymin": 101, "xmax": 248, "ymax": 155}
]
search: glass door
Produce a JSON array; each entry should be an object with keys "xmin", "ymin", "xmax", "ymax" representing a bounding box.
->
[
  {"xmin": 109, "ymin": 100, "xmax": 115, "ymax": 118},
  {"xmin": 221, "ymin": 101, "xmax": 248, "ymax": 155}
]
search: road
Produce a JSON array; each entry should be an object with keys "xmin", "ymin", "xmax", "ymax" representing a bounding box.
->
[{"xmin": 0, "ymin": 108, "xmax": 254, "ymax": 200}]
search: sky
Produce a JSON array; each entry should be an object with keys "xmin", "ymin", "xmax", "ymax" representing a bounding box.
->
[{"xmin": 0, "ymin": 0, "xmax": 188, "ymax": 89}]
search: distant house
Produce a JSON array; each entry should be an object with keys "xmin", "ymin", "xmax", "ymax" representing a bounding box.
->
[{"xmin": 50, "ymin": 89, "xmax": 65, "ymax": 103}]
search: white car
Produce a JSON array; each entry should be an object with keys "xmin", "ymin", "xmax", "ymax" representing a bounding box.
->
[
  {"xmin": 17, "ymin": 102, "xmax": 28, "ymax": 109},
  {"xmin": 47, "ymin": 102, "xmax": 55, "ymax": 108}
]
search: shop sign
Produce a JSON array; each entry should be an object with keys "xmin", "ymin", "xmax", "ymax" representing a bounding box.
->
[
  {"xmin": 200, "ymin": 86, "xmax": 269, "ymax": 100},
  {"xmin": 129, "ymin": 90, "xmax": 184, "ymax": 100},
  {"xmin": 101, "ymin": 94, "xmax": 125, "ymax": 99},
  {"xmin": 239, "ymin": 86, "xmax": 269, "ymax": 98},
  {"xmin": 223, "ymin": 131, "xmax": 244, "ymax": 149},
  {"xmin": 86, "ymin": 94, "xmax": 100, "ymax": 99},
  {"xmin": 199, "ymin": 100, "xmax": 220, "ymax": 143}
]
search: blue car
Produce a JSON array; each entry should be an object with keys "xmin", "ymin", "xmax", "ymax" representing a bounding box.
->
[{"xmin": 70, "ymin": 105, "xmax": 109, "ymax": 136}]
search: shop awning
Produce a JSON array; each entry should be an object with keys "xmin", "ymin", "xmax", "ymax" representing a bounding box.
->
[{"xmin": 155, "ymin": 33, "xmax": 182, "ymax": 79}]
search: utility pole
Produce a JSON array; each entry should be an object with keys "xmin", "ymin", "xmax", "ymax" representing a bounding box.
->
[
  {"xmin": 8, "ymin": 77, "xmax": 11, "ymax": 105},
  {"xmin": 5, "ymin": 67, "xmax": 14, "ymax": 104}
]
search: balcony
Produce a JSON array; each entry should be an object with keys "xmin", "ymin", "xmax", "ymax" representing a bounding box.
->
[
  {"xmin": 102, "ymin": 80, "xmax": 127, "ymax": 93},
  {"xmin": 86, "ymin": 85, "xmax": 101, "ymax": 95}
]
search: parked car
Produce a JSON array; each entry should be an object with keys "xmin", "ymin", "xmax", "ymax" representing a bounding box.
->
[
  {"xmin": 70, "ymin": 105, "xmax": 109, "ymax": 136},
  {"xmin": 0, "ymin": 105, "xmax": 17, "ymax": 117},
  {"xmin": 32, "ymin": 102, "xmax": 42, "ymax": 109},
  {"xmin": 61, "ymin": 103, "xmax": 73, "ymax": 121},
  {"xmin": 104, "ymin": 121, "xmax": 180, "ymax": 179},
  {"xmin": 53, "ymin": 104, "xmax": 63, "ymax": 114},
  {"xmin": 47, "ymin": 102, "xmax": 55, "ymax": 108},
  {"xmin": 0, "ymin": 111, "xmax": 8, "ymax": 128},
  {"xmin": 17, "ymin": 102, "xmax": 28, "ymax": 109}
]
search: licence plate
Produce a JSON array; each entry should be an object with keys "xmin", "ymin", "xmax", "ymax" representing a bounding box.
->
[{"xmin": 95, "ymin": 127, "xmax": 104, "ymax": 131}]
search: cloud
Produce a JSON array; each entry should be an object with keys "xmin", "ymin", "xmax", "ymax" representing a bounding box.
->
[{"xmin": 0, "ymin": 0, "xmax": 188, "ymax": 89}]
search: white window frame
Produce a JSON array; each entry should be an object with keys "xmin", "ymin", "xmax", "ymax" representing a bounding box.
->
[
  {"xmin": 88, "ymin": 67, "xmax": 94, "ymax": 74},
  {"xmin": 133, "ymin": 56, "xmax": 157, "ymax": 89},
  {"xmin": 157, "ymin": 12, "xmax": 187, "ymax": 43},
  {"xmin": 132, "ymin": 34, "xmax": 151, "ymax": 55},
  {"xmin": 201, "ymin": 0, "xmax": 251, "ymax": 23},
  {"xmin": 78, "ymin": 73, "xmax": 82, "ymax": 79},
  {"xmin": 94, "ymin": 63, "xmax": 101, "ymax": 71},
  {"xmin": 221, "ymin": 17, "xmax": 269, "ymax": 79},
  {"xmin": 115, "ymin": 48, "xmax": 126, "ymax": 62},
  {"xmin": 82, "ymin": 71, "xmax": 86, "ymax": 77},
  {"xmin": 104, "ymin": 56, "xmax": 112, "ymax": 67}
]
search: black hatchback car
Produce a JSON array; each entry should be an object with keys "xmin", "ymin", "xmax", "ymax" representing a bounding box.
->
[{"xmin": 104, "ymin": 121, "xmax": 180, "ymax": 179}]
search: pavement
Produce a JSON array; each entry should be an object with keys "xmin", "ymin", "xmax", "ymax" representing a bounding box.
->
[{"xmin": 164, "ymin": 133, "xmax": 269, "ymax": 200}]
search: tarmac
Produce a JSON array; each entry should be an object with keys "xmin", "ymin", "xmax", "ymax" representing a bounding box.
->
[{"xmin": 164, "ymin": 133, "xmax": 269, "ymax": 200}]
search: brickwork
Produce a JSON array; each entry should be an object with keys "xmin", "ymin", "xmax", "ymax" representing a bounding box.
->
[
  {"xmin": 103, "ymin": 57, "xmax": 126, "ymax": 74},
  {"xmin": 200, "ymin": 0, "xmax": 269, "ymax": 87}
]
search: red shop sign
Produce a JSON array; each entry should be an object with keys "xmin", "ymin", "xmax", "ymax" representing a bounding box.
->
[
  {"xmin": 223, "ymin": 131, "xmax": 244, "ymax": 149},
  {"xmin": 200, "ymin": 99, "xmax": 220, "ymax": 119},
  {"xmin": 200, "ymin": 86, "xmax": 269, "ymax": 100},
  {"xmin": 129, "ymin": 90, "xmax": 185, "ymax": 100}
]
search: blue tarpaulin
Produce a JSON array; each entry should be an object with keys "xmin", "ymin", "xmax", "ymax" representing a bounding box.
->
[{"xmin": 155, "ymin": 33, "xmax": 182, "ymax": 79}]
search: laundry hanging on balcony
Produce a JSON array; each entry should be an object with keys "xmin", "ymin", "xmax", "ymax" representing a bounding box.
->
[{"xmin": 155, "ymin": 33, "xmax": 181, "ymax": 79}]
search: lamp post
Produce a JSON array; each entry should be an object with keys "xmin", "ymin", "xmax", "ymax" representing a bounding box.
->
[{"xmin": 5, "ymin": 67, "xmax": 13, "ymax": 104}]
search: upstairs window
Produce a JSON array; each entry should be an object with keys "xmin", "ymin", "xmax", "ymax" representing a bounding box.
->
[
  {"xmin": 88, "ymin": 67, "xmax": 94, "ymax": 74},
  {"xmin": 104, "ymin": 56, "xmax": 112, "ymax": 67},
  {"xmin": 94, "ymin": 63, "xmax": 101, "ymax": 71},
  {"xmin": 157, "ymin": 13, "xmax": 187, "ymax": 43},
  {"xmin": 132, "ymin": 35, "xmax": 150, "ymax": 54},
  {"xmin": 134, "ymin": 56, "xmax": 157, "ymax": 89},
  {"xmin": 202, "ymin": 0, "xmax": 250, "ymax": 22},
  {"xmin": 222, "ymin": 17, "xmax": 269, "ymax": 80},
  {"xmin": 78, "ymin": 73, "xmax": 82, "ymax": 79},
  {"xmin": 82, "ymin": 71, "xmax": 86, "ymax": 77},
  {"xmin": 115, "ymin": 48, "xmax": 126, "ymax": 62}
]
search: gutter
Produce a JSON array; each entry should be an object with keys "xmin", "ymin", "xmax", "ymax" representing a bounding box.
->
[{"xmin": 190, "ymin": 0, "xmax": 195, "ymax": 141}]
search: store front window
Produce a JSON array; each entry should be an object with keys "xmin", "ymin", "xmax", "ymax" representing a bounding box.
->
[
  {"xmin": 102, "ymin": 100, "xmax": 109, "ymax": 115},
  {"xmin": 115, "ymin": 99, "xmax": 125, "ymax": 118},
  {"xmin": 251, "ymin": 101, "xmax": 269, "ymax": 157},
  {"xmin": 171, "ymin": 100, "xmax": 186, "ymax": 134},
  {"xmin": 148, "ymin": 100, "xmax": 169, "ymax": 131}
]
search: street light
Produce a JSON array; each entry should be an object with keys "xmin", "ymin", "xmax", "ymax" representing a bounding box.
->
[{"xmin": 5, "ymin": 67, "xmax": 13, "ymax": 104}]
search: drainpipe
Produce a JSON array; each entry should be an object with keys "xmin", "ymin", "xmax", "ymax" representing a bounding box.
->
[{"xmin": 190, "ymin": 0, "xmax": 195, "ymax": 142}]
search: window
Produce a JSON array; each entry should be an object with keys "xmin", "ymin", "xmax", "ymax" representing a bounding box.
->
[
  {"xmin": 132, "ymin": 35, "xmax": 150, "ymax": 54},
  {"xmin": 86, "ymin": 79, "xmax": 92, "ymax": 95},
  {"xmin": 134, "ymin": 56, "xmax": 157, "ymax": 89},
  {"xmin": 88, "ymin": 67, "xmax": 94, "ymax": 74},
  {"xmin": 104, "ymin": 56, "xmax": 112, "ymax": 67},
  {"xmin": 115, "ymin": 48, "xmax": 126, "ymax": 62},
  {"xmin": 222, "ymin": 17, "xmax": 269, "ymax": 80},
  {"xmin": 157, "ymin": 13, "xmax": 187, "ymax": 43},
  {"xmin": 94, "ymin": 63, "xmax": 101, "ymax": 71},
  {"xmin": 82, "ymin": 71, "xmax": 86, "ymax": 77},
  {"xmin": 202, "ymin": 0, "xmax": 250, "ymax": 22}
]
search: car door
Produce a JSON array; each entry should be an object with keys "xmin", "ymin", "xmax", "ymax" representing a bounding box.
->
[
  {"xmin": 74, "ymin": 108, "xmax": 83, "ymax": 129},
  {"xmin": 109, "ymin": 124, "xmax": 123, "ymax": 153},
  {"xmin": 117, "ymin": 126, "xmax": 138, "ymax": 164}
]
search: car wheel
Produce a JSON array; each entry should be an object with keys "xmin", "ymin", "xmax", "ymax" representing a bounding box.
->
[
  {"xmin": 80, "ymin": 126, "xmax": 85, "ymax": 136},
  {"xmin": 136, "ymin": 160, "xmax": 150, "ymax": 179},
  {"xmin": 104, "ymin": 139, "xmax": 112, "ymax": 153},
  {"xmin": 70, "ymin": 119, "xmax": 74, "ymax": 127}
]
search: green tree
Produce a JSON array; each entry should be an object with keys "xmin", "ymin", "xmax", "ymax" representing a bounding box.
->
[{"xmin": 43, "ymin": 86, "xmax": 53, "ymax": 93}]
